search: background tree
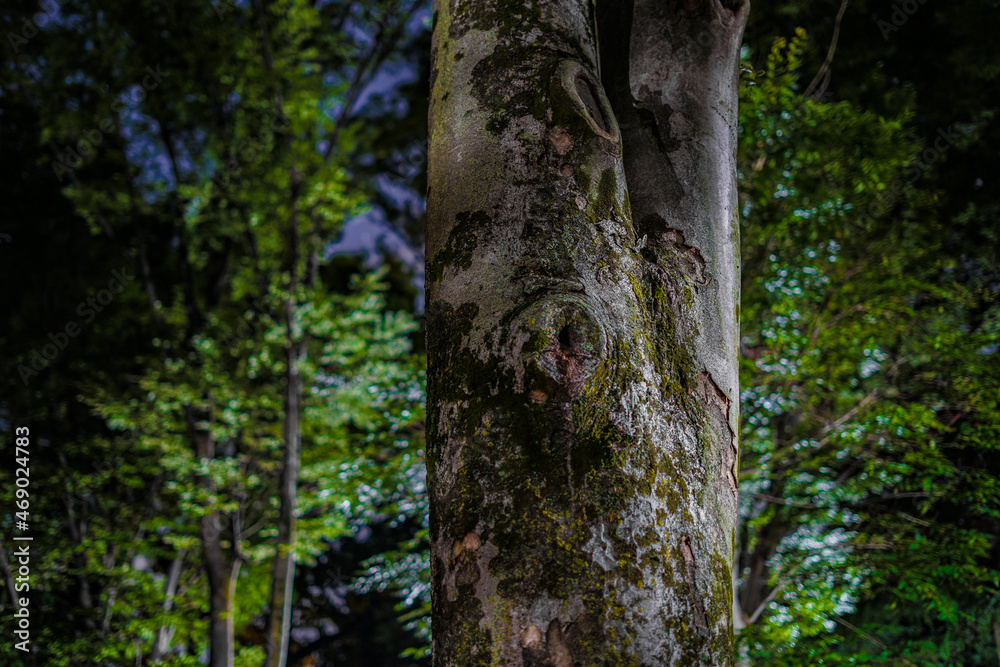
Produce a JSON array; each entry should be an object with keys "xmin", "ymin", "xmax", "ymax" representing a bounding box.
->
[{"xmin": 0, "ymin": 0, "xmax": 428, "ymax": 665}]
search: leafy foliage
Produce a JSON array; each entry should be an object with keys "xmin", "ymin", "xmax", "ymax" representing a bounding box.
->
[
  {"xmin": 736, "ymin": 28, "xmax": 1000, "ymax": 666},
  {"xmin": 1, "ymin": 0, "xmax": 429, "ymax": 664}
]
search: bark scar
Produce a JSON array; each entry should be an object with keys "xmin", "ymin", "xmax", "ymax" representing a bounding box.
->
[
  {"xmin": 681, "ymin": 536, "xmax": 710, "ymax": 634},
  {"xmin": 513, "ymin": 295, "xmax": 606, "ymax": 403},
  {"xmin": 548, "ymin": 126, "xmax": 573, "ymax": 155},
  {"xmin": 696, "ymin": 371, "xmax": 739, "ymax": 499},
  {"xmin": 522, "ymin": 619, "xmax": 574, "ymax": 667},
  {"xmin": 642, "ymin": 222, "xmax": 708, "ymax": 286}
]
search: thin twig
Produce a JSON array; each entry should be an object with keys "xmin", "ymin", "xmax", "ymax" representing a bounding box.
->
[
  {"xmin": 752, "ymin": 493, "xmax": 821, "ymax": 510},
  {"xmin": 833, "ymin": 615, "xmax": 918, "ymax": 666},
  {"xmin": 805, "ymin": 0, "xmax": 849, "ymax": 98}
]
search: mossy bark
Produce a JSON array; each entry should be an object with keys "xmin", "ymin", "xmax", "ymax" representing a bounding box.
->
[{"xmin": 427, "ymin": 1, "xmax": 747, "ymax": 664}]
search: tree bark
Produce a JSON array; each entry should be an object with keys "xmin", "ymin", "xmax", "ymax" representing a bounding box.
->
[
  {"xmin": 263, "ymin": 164, "xmax": 306, "ymax": 667},
  {"xmin": 426, "ymin": 0, "xmax": 746, "ymax": 664},
  {"xmin": 188, "ymin": 410, "xmax": 238, "ymax": 667},
  {"xmin": 150, "ymin": 553, "xmax": 186, "ymax": 662},
  {"xmin": 264, "ymin": 331, "xmax": 303, "ymax": 667}
]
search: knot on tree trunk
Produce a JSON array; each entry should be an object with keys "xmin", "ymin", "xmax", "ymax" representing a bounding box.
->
[
  {"xmin": 512, "ymin": 294, "xmax": 607, "ymax": 403},
  {"xmin": 550, "ymin": 60, "xmax": 620, "ymax": 159}
]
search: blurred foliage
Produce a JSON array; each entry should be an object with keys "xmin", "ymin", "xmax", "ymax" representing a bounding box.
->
[
  {"xmin": 0, "ymin": 0, "xmax": 429, "ymax": 664},
  {"xmin": 735, "ymin": 20, "xmax": 1000, "ymax": 666}
]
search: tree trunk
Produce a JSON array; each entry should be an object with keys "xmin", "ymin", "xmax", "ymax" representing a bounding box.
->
[
  {"xmin": 189, "ymin": 411, "xmax": 238, "ymax": 667},
  {"xmin": 150, "ymin": 553, "xmax": 186, "ymax": 662},
  {"xmin": 264, "ymin": 331, "xmax": 303, "ymax": 667},
  {"xmin": 426, "ymin": 0, "xmax": 746, "ymax": 664},
  {"xmin": 0, "ymin": 544, "xmax": 20, "ymax": 612},
  {"xmin": 264, "ymin": 168, "xmax": 306, "ymax": 666},
  {"xmin": 200, "ymin": 500, "xmax": 237, "ymax": 667}
]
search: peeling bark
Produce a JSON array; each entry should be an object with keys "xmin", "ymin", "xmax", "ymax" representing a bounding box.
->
[{"xmin": 427, "ymin": 1, "xmax": 746, "ymax": 664}]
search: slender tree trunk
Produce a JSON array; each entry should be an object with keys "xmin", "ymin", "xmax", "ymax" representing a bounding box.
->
[
  {"xmin": 189, "ymin": 412, "xmax": 237, "ymax": 667},
  {"xmin": 200, "ymin": 496, "xmax": 236, "ymax": 667},
  {"xmin": 150, "ymin": 552, "xmax": 186, "ymax": 662},
  {"xmin": 264, "ymin": 334, "xmax": 302, "ymax": 667},
  {"xmin": 0, "ymin": 543, "xmax": 19, "ymax": 611},
  {"xmin": 426, "ymin": 1, "xmax": 746, "ymax": 664},
  {"xmin": 264, "ymin": 167, "xmax": 305, "ymax": 667}
]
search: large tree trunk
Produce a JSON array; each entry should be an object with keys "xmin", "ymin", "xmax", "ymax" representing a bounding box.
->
[{"xmin": 426, "ymin": 0, "xmax": 746, "ymax": 664}]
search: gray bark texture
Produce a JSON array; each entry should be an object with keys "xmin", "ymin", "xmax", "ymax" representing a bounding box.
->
[{"xmin": 426, "ymin": 1, "xmax": 747, "ymax": 664}]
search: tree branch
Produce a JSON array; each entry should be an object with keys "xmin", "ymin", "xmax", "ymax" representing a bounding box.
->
[{"xmin": 804, "ymin": 0, "xmax": 849, "ymax": 99}]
